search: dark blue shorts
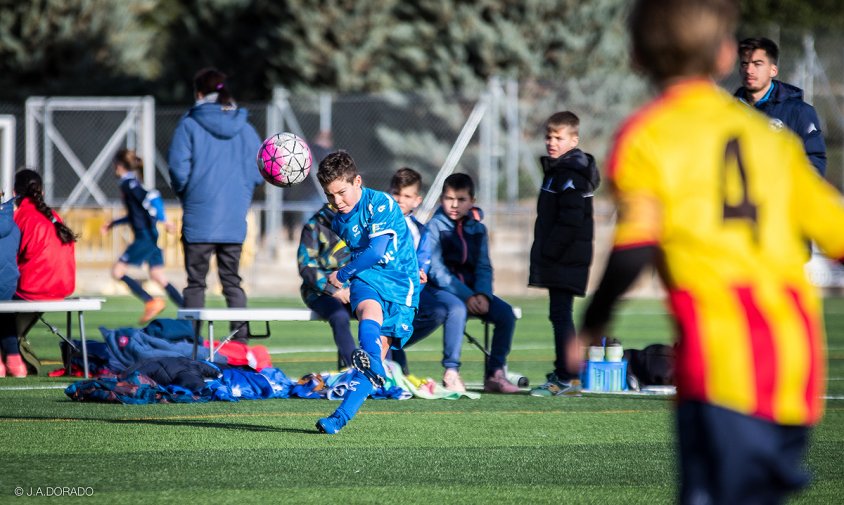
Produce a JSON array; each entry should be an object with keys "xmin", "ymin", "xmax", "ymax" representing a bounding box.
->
[
  {"xmin": 677, "ymin": 400, "xmax": 810, "ymax": 505},
  {"xmin": 350, "ymin": 280, "xmax": 416, "ymax": 346},
  {"xmin": 119, "ymin": 232, "xmax": 164, "ymax": 267}
]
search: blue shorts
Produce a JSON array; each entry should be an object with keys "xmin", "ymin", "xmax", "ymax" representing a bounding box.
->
[
  {"xmin": 350, "ymin": 280, "xmax": 416, "ymax": 347},
  {"xmin": 120, "ymin": 232, "xmax": 164, "ymax": 267},
  {"xmin": 677, "ymin": 400, "xmax": 810, "ymax": 504}
]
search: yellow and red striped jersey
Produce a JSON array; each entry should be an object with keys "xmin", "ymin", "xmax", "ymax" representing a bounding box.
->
[{"xmin": 608, "ymin": 79, "xmax": 844, "ymax": 425}]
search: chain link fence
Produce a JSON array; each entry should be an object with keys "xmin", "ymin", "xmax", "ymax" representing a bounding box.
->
[{"xmin": 0, "ymin": 27, "xmax": 841, "ymax": 295}]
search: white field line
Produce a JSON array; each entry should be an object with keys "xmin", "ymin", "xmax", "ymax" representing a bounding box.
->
[
  {"xmin": 1, "ymin": 385, "xmax": 842, "ymax": 400},
  {"xmin": 267, "ymin": 343, "xmax": 556, "ymax": 354},
  {"xmin": 0, "ymin": 385, "xmax": 68, "ymax": 391}
]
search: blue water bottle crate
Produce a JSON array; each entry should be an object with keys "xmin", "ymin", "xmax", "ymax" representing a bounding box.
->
[{"xmin": 581, "ymin": 360, "xmax": 628, "ymax": 392}]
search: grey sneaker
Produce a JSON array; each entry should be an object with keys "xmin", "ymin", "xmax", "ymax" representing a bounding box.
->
[{"xmin": 530, "ymin": 373, "xmax": 582, "ymax": 397}]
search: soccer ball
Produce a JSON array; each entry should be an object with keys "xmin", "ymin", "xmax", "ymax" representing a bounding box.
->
[{"xmin": 256, "ymin": 132, "xmax": 313, "ymax": 187}]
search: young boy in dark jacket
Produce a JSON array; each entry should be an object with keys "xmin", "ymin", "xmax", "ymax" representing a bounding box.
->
[
  {"xmin": 528, "ymin": 111, "xmax": 600, "ymax": 397},
  {"xmin": 427, "ymin": 173, "xmax": 520, "ymax": 393}
]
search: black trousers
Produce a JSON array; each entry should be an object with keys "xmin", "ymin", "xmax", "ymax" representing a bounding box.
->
[
  {"xmin": 183, "ymin": 241, "xmax": 248, "ymax": 341},
  {"xmin": 549, "ymin": 287, "xmax": 576, "ymax": 380}
]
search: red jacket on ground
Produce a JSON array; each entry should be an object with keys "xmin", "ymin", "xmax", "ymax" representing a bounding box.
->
[{"xmin": 14, "ymin": 198, "xmax": 75, "ymax": 300}]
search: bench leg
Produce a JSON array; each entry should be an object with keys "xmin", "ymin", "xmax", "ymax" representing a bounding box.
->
[
  {"xmin": 77, "ymin": 311, "xmax": 89, "ymax": 379},
  {"xmin": 208, "ymin": 321, "xmax": 215, "ymax": 361},
  {"xmin": 66, "ymin": 312, "xmax": 72, "ymax": 375},
  {"xmin": 191, "ymin": 321, "xmax": 201, "ymax": 360},
  {"xmin": 484, "ymin": 321, "xmax": 490, "ymax": 373}
]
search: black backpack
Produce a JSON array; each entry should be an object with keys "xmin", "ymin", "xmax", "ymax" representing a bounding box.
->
[{"xmin": 624, "ymin": 344, "xmax": 675, "ymax": 387}]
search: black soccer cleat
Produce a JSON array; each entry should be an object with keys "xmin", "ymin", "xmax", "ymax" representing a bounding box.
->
[{"xmin": 350, "ymin": 349, "xmax": 385, "ymax": 388}]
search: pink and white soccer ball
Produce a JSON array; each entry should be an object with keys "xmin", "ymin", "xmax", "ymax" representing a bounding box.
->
[{"xmin": 256, "ymin": 132, "xmax": 313, "ymax": 187}]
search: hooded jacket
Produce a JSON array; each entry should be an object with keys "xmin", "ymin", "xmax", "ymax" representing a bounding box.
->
[
  {"xmin": 734, "ymin": 80, "xmax": 826, "ymax": 175},
  {"xmin": 297, "ymin": 204, "xmax": 351, "ymax": 306},
  {"xmin": 0, "ymin": 199, "xmax": 20, "ymax": 300},
  {"xmin": 168, "ymin": 102, "xmax": 264, "ymax": 243},
  {"xmin": 528, "ymin": 148, "xmax": 600, "ymax": 296},
  {"xmin": 15, "ymin": 198, "xmax": 75, "ymax": 300},
  {"xmin": 426, "ymin": 206, "xmax": 492, "ymax": 302}
]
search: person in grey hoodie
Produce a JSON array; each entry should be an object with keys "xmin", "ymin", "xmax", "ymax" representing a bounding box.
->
[{"xmin": 168, "ymin": 67, "xmax": 264, "ymax": 342}]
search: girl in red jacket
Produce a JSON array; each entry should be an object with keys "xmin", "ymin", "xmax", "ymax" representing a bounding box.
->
[{"xmin": 0, "ymin": 169, "xmax": 76, "ymax": 377}]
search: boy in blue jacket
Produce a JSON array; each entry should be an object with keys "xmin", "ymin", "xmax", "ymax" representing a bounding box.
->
[
  {"xmin": 426, "ymin": 173, "xmax": 519, "ymax": 393},
  {"xmin": 315, "ymin": 152, "xmax": 419, "ymax": 434},
  {"xmin": 389, "ymin": 168, "xmax": 469, "ymax": 392}
]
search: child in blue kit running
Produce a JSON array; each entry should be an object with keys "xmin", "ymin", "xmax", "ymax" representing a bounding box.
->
[
  {"xmin": 315, "ymin": 152, "xmax": 420, "ymax": 434},
  {"xmin": 102, "ymin": 149, "xmax": 184, "ymax": 324}
]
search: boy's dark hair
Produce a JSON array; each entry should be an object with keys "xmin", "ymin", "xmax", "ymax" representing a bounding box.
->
[
  {"xmin": 738, "ymin": 37, "xmax": 779, "ymax": 64},
  {"xmin": 317, "ymin": 151, "xmax": 358, "ymax": 188},
  {"xmin": 390, "ymin": 167, "xmax": 422, "ymax": 193},
  {"xmin": 14, "ymin": 168, "xmax": 77, "ymax": 244},
  {"xmin": 193, "ymin": 67, "xmax": 233, "ymax": 106},
  {"xmin": 629, "ymin": 0, "xmax": 739, "ymax": 84},
  {"xmin": 546, "ymin": 111, "xmax": 580, "ymax": 135},
  {"xmin": 442, "ymin": 173, "xmax": 475, "ymax": 198}
]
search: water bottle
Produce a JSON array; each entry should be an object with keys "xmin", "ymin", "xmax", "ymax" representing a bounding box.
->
[{"xmin": 505, "ymin": 368, "xmax": 529, "ymax": 387}]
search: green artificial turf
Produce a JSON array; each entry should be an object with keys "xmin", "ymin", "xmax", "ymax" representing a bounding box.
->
[{"xmin": 0, "ymin": 296, "xmax": 841, "ymax": 504}]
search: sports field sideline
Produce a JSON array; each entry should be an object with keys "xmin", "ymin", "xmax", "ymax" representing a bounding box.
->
[{"xmin": 1, "ymin": 295, "xmax": 841, "ymax": 504}]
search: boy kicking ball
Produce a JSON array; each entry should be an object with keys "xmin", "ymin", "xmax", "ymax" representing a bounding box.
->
[{"xmin": 315, "ymin": 151, "xmax": 420, "ymax": 434}]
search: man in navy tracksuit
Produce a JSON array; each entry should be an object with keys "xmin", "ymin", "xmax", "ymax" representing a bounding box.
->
[{"xmin": 734, "ymin": 37, "xmax": 826, "ymax": 175}]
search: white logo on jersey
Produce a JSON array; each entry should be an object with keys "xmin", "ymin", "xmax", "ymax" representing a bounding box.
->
[
  {"xmin": 383, "ymin": 251, "xmax": 395, "ymax": 263},
  {"xmin": 377, "ymin": 204, "xmax": 386, "ymax": 212},
  {"xmin": 807, "ymin": 123, "xmax": 818, "ymax": 134},
  {"xmin": 769, "ymin": 118, "xmax": 785, "ymax": 131},
  {"xmin": 352, "ymin": 225, "xmax": 360, "ymax": 236},
  {"xmin": 372, "ymin": 223, "xmax": 382, "ymax": 233},
  {"xmin": 401, "ymin": 323, "xmax": 409, "ymax": 331}
]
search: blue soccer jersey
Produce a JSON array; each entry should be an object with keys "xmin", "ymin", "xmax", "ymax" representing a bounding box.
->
[{"xmin": 332, "ymin": 187, "xmax": 420, "ymax": 309}]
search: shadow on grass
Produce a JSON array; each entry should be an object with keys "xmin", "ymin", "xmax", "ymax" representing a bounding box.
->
[{"xmin": 0, "ymin": 415, "xmax": 318, "ymax": 434}]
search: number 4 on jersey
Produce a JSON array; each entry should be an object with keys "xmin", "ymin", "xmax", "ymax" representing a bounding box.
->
[{"xmin": 722, "ymin": 138, "xmax": 758, "ymax": 242}]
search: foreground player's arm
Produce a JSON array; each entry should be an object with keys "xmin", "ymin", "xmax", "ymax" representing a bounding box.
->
[
  {"xmin": 580, "ymin": 245, "xmax": 658, "ymax": 343},
  {"xmin": 335, "ymin": 234, "xmax": 391, "ymax": 283}
]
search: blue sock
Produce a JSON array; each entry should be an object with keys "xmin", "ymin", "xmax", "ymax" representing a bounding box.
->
[
  {"xmin": 121, "ymin": 275, "xmax": 152, "ymax": 302},
  {"xmin": 331, "ymin": 319, "xmax": 383, "ymax": 424},
  {"xmin": 165, "ymin": 284, "xmax": 184, "ymax": 307},
  {"xmin": 331, "ymin": 371, "xmax": 374, "ymax": 425},
  {"xmin": 358, "ymin": 319, "xmax": 386, "ymax": 378}
]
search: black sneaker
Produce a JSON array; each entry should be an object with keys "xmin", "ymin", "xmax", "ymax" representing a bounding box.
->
[{"xmin": 350, "ymin": 349, "xmax": 385, "ymax": 388}]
